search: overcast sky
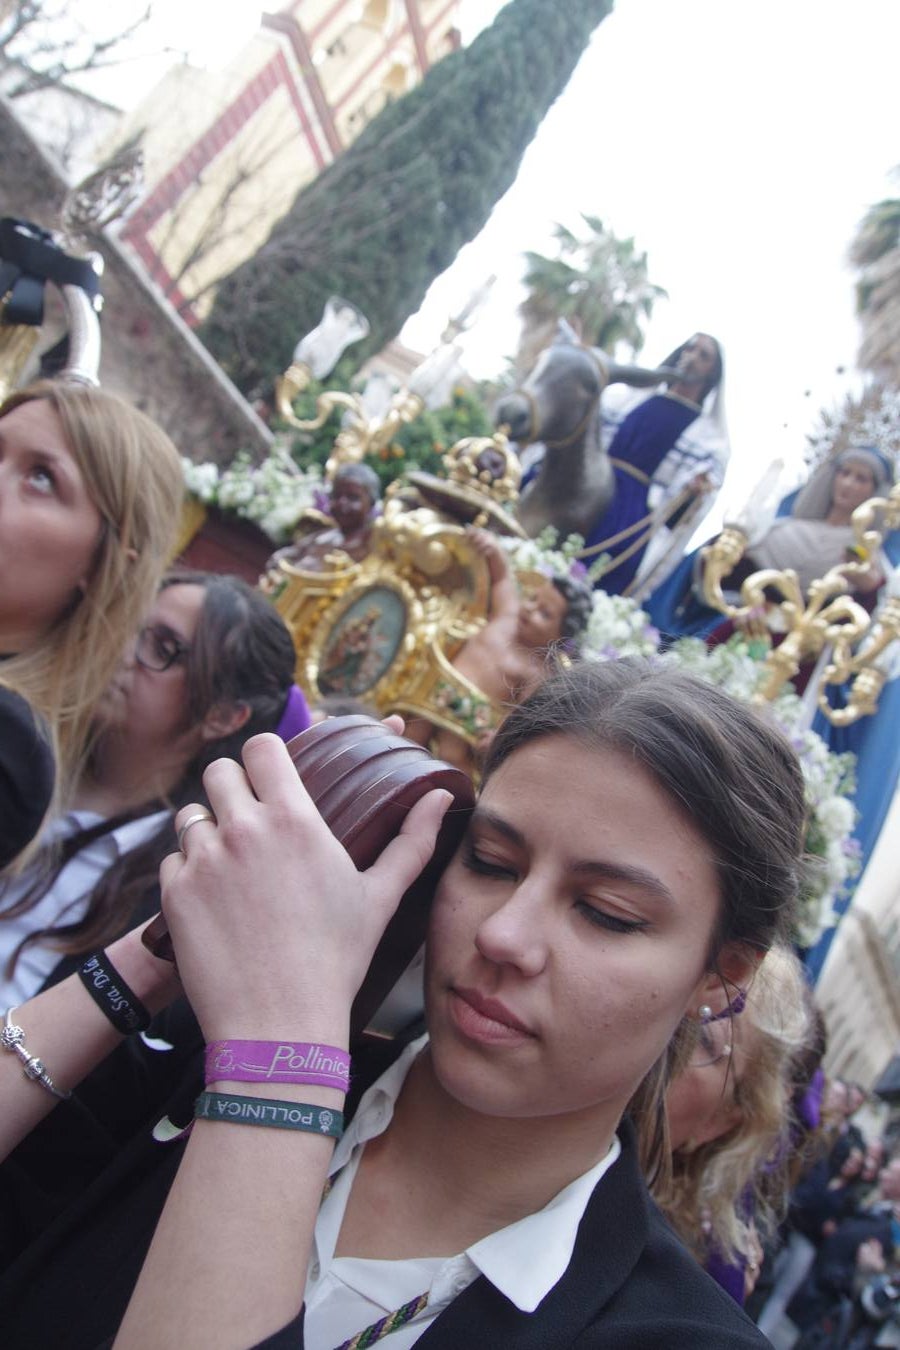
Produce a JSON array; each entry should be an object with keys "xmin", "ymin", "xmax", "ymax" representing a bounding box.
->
[
  {"xmin": 406, "ymin": 0, "xmax": 900, "ymax": 523},
  {"xmin": 80, "ymin": 0, "xmax": 899, "ymax": 521}
]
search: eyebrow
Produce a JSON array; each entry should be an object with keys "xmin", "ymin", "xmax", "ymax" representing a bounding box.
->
[
  {"xmin": 149, "ymin": 622, "xmax": 189, "ymax": 646},
  {"xmin": 470, "ymin": 807, "xmax": 676, "ymax": 906},
  {"xmin": 0, "ymin": 432, "xmax": 78, "ymax": 487}
]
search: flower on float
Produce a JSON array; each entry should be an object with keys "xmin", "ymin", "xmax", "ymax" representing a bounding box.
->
[
  {"xmin": 181, "ymin": 442, "xmax": 326, "ymax": 542},
  {"xmin": 181, "ymin": 457, "xmax": 220, "ymax": 501},
  {"xmin": 815, "ymin": 794, "xmax": 856, "ymax": 839}
]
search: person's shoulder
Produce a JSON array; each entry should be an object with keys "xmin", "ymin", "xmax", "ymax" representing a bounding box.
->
[
  {"xmin": 560, "ymin": 1120, "xmax": 767, "ymax": 1347},
  {"xmin": 0, "ymin": 683, "xmax": 41, "ymax": 726},
  {"xmin": 583, "ymin": 1205, "xmax": 769, "ymax": 1348},
  {"xmin": 0, "ymin": 685, "xmax": 56, "ymax": 868},
  {"xmin": 0, "ymin": 686, "xmax": 54, "ymax": 769}
]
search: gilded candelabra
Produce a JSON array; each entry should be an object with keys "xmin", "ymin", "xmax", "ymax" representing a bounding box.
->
[
  {"xmin": 701, "ymin": 483, "xmax": 900, "ymax": 722},
  {"xmin": 276, "ymin": 370, "xmax": 428, "ymax": 480},
  {"xmin": 275, "ymin": 305, "xmax": 463, "ymax": 481}
]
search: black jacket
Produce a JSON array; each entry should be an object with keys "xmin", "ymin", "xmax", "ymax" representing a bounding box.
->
[
  {"xmin": 0, "ymin": 1036, "xmax": 768, "ymax": 1349},
  {"xmin": 0, "ymin": 685, "xmax": 55, "ymax": 870}
]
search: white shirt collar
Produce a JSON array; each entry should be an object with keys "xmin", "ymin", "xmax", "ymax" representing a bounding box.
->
[
  {"xmin": 55, "ymin": 807, "xmax": 170, "ymax": 856},
  {"xmin": 329, "ymin": 1035, "xmax": 620, "ymax": 1314}
]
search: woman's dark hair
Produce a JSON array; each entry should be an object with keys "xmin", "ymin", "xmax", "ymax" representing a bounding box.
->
[
  {"xmin": 483, "ymin": 657, "xmax": 807, "ymax": 1182},
  {"xmin": 1, "ymin": 570, "xmax": 296, "ymax": 965},
  {"xmin": 550, "ymin": 573, "xmax": 594, "ymax": 643}
]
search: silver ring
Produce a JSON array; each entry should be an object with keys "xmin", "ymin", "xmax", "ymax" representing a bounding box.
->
[{"xmin": 177, "ymin": 810, "xmax": 215, "ymax": 854}]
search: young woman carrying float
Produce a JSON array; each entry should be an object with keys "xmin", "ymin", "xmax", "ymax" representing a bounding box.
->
[{"xmin": 0, "ymin": 659, "xmax": 803, "ymax": 1349}]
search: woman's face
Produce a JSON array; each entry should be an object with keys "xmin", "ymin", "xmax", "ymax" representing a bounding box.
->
[
  {"xmin": 831, "ymin": 458, "xmax": 877, "ymax": 515},
  {"xmin": 666, "ymin": 1014, "xmax": 755, "ymax": 1152},
  {"xmin": 424, "ymin": 736, "xmax": 728, "ymax": 1129},
  {"xmin": 0, "ymin": 399, "xmax": 103, "ymax": 648},
  {"xmin": 101, "ymin": 583, "xmax": 207, "ymax": 749}
]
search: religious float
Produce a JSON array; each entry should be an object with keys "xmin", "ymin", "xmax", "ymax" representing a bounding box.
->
[{"xmin": 260, "ymin": 428, "xmax": 527, "ymax": 753}]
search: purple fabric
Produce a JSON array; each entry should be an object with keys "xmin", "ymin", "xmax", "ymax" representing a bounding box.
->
[
  {"xmin": 275, "ymin": 684, "xmax": 312, "ymax": 743},
  {"xmin": 798, "ymin": 1065, "xmax": 825, "ymax": 1131},
  {"xmin": 706, "ymin": 1249, "xmax": 746, "ymax": 1305}
]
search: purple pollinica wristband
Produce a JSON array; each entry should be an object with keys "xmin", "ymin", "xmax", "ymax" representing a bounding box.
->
[{"xmin": 205, "ymin": 1038, "xmax": 350, "ymax": 1092}]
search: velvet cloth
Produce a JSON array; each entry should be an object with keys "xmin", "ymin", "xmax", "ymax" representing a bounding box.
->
[
  {"xmin": 585, "ymin": 394, "xmax": 700, "ymax": 595},
  {"xmin": 0, "ymin": 686, "xmax": 55, "ymax": 871},
  {"xmin": 0, "ymin": 1040, "xmax": 769, "ymax": 1349}
]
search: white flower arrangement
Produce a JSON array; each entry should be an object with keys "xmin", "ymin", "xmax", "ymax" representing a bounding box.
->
[
  {"xmin": 181, "ymin": 448, "xmax": 325, "ymax": 543},
  {"xmin": 502, "ymin": 528, "xmax": 659, "ymax": 659},
  {"xmin": 502, "ymin": 525, "xmax": 586, "ymax": 579}
]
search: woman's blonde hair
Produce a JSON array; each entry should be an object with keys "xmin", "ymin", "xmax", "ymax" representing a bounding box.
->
[
  {"xmin": 652, "ymin": 944, "xmax": 815, "ymax": 1265},
  {"xmin": 0, "ymin": 380, "xmax": 184, "ymax": 863}
]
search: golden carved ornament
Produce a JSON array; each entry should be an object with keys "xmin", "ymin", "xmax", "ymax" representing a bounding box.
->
[
  {"xmin": 701, "ymin": 483, "xmax": 900, "ymax": 721},
  {"xmin": 274, "ymin": 360, "xmax": 425, "ymax": 481},
  {"xmin": 264, "ymin": 493, "xmax": 503, "ymax": 747},
  {"xmin": 400, "ymin": 432, "xmax": 526, "ymax": 539}
]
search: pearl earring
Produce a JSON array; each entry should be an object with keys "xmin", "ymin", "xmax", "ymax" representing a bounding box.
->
[{"xmin": 698, "ymin": 1004, "xmax": 713, "ymax": 1024}]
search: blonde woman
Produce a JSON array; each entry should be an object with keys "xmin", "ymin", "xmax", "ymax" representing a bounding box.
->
[
  {"xmin": 0, "ymin": 380, "xmax": 184, "ymax": 872},
  {"xmin": 660, "ymin": 944, "xmax": 815, "ymax": 1302}
]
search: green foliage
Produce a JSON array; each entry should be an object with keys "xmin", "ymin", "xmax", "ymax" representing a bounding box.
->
[
  {"xmin": 848, "ymin": 173, "xmax": 900, "ymax": 381},
  {"xmin": 284, "ymin": 379, "xmax": 493, "ymax": 490},
  {"xmin": 201, "ymin": 0, "xmax": 613, "ymax": 393},
  {"xmin": 518, "ymin": 213, "xmax": 666, "ymax": 371}
]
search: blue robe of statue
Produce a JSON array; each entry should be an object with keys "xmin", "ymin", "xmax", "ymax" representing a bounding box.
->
[
  {"xmin": 584, "ymin": 394, "xmax": 700, "ymax": 595},
  {"xmin": 803, "ymin": 672, "xmax": 900, "ymax": 979}
]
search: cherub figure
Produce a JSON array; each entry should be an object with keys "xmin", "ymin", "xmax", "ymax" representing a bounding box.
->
[
  {"xmin": 267, "ymin": 463, "xmax": 381, "ymax": 574},
  {"xmin": 405, "ymin": 528, "xmax": 593, "ymax": 775}
]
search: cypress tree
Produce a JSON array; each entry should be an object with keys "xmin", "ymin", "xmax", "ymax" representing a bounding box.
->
[{"xmin": 202, "ymin": 0, "xmax": 613, "ymax": 392}]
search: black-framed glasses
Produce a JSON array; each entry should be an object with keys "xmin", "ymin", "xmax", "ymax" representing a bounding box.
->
[{"xmin": 135, "ymin": 625, "xmax": 191, "ymax": 673}]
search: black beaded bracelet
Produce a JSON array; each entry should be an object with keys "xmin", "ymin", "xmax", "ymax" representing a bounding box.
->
[{"xmin": 78, "ymin": 952, "xmax": 151, "ymax": 1035}]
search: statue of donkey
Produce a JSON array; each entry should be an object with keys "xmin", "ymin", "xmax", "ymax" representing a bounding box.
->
[{"xmin": 494, "ymin": 322, "xmax": 676, "ymax": 541}]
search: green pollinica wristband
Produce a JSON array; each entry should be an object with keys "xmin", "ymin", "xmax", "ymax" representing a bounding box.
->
[{"xmin": 195, "ymin": 1091, "xmax": 344, "ymax": 1139}]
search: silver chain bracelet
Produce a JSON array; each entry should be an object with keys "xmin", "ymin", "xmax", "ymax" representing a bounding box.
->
[{"xmin": 1, "ymin": 1007, "xmax": 71, "ymax": 1100}]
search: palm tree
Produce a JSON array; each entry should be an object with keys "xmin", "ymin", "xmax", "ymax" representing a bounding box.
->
[
  {"xmin": 517, "ymin": 214, "xmax": 666, "ymax": 373},
  {"xmin": 849, "ymin": 181, "xmax": 900, "ymax": 384}
]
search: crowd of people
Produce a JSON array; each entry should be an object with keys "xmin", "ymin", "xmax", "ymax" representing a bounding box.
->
[
  {"xmin": 0, "ymin": 360, "xmax": 897, "ymax": 1350},
  {"xmin": 752, "ymin": 1080, "xmax": 900, "ymax": 1346}
]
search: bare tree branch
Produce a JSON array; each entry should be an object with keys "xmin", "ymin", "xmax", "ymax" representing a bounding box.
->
[{"xmin": 0, "ymin": 0, "xmax": 151, "ymax": 98}]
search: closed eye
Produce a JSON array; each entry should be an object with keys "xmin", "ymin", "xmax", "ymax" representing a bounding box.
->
[
  {"xmin": 575, "ymin": 900, "xmax": 648, "ymax": 935},
  {"xmin": 462, "ymin": 841, "xmax": 517, "ymax": 881}
]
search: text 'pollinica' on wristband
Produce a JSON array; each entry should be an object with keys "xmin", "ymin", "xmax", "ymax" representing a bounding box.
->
[
  {"xmin": 204, "ymin": 1039, "xmax": 351, "ymax": 1091},
  {"xmin": 195, "ymin": 1091, "xmax": 344, "ymax": 1138}
]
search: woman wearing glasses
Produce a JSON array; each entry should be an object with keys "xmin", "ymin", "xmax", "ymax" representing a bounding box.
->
[{"xmin": 0, "ymin": 570, "xmax": 298, "ymax": 1007}]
